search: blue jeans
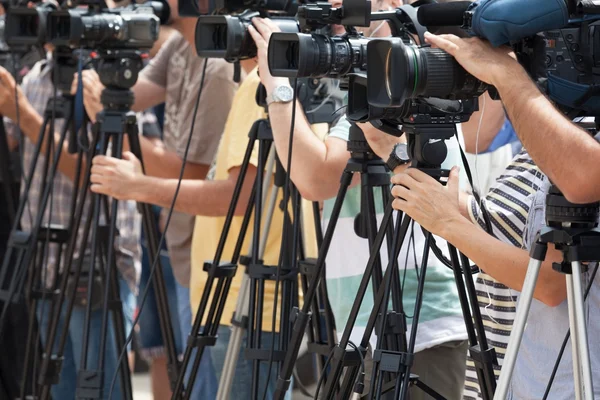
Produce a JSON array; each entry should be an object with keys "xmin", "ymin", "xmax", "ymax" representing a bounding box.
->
[
  {"xmin": 137, "ymin": 235, "xmax": 183, "ymax": 360},
  {"xmin": 175, "ymin": 282, "xmax": 219, "ymax": 399},
  {"xmin": 37, "ymin": 277, "xmax": 135, "ymax": 400},
  {"xmin": 211, "ymin": 325, "xmax": 293, "ymax": 399}
]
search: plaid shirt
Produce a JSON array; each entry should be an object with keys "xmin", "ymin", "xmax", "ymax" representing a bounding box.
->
[{"xmin": 6, "ymin": 57, "xmax": 142, "ymax": 292}]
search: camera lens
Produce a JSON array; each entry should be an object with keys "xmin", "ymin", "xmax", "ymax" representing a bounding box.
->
[
  {"xmin": 268, "ymin": 32, "xmax": 366, "ymax": 78},
  {"xmin": 368, "ymin": 38, "xmax": 487, "ymax": 107}
]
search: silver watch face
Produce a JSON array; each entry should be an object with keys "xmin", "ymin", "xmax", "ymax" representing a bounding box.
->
[
  {"xmin": 274, "ymin": 85, "xmax": 294, "ymax": 102},
  {"xmin": 395, "ymin": 143, "xmax": 410, "ymax": 162}
]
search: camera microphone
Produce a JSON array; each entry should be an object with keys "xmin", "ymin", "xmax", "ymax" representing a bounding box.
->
[{"xmin": 416, "ymin": 1, "xmax": 471, "ymax": 27}]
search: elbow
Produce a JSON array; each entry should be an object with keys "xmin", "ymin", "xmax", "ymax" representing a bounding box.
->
[
  {"xmin": 539, "ymin": 293, "xmax": 566, "ymax": 308},
  {"xmin": 559, "ymin": 178, "xmax": 600, "ymax": 204},
  {"xmin": 297, "ymin": 183, "xmax": 336, "ymax": 202}
]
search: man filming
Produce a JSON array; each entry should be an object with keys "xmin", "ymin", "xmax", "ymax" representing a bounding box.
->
[
  {"xmin": 246, "ymin": 0, "xmax": 509, "ymax": 397},
  {"xmin": 421, "ymin": 32, "xmax": 600, "ymax": 204}
]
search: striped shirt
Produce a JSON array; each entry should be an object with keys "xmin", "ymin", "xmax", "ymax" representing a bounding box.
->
[
  {"xmin": 6, "ymin": 57, "xmax": 142, "ymax": 292},
  {"xmin": 463, "ymin": 150, "xmax": 546, "ymax": 400}
]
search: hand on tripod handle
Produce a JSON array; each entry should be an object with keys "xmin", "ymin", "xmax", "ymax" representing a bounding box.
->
[
  {"xmin": 391, "ymin": 166, "xmax": 465, "ymax": 237},
  {"xmin": 71, "ymin": 69, "xmax": 104, "ymax": 123},
  {"xmin": 90, "ymin": 152, "xmax": 145, "ymax": 201},
  {"xmin": 0, "ymin": 66, "xmax": 30, "ymax": 121}
]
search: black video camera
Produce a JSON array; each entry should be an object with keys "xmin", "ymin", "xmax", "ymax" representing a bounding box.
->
[
  {"xmin": 195, "ymin": 9, "xmax": 299, "ymax": 61},
  {"xmin": 5, "ymin": 2, "xmax": 56, "ymax": 48},
  {"xmin": 267, "ymin": 0, "xmax": 371, "ymax": 79},
  {"xmin": 47, "ymin": 0, "xmax": 164, "ymax": 50}
]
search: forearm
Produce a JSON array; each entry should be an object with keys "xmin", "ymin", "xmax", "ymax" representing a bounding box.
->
[
  {"xmin": 132, "ymin": 176, "xmax": 235, "ymax": 216},
  {"xmin": 444, "ymin": 217, "xmax": 566, "ymax": 306},
  {"xmin": 494, "ymin": 66, "xmax": 600, "ymax": 203},
  {"xmin": 139, "ymin": 136, "xmax": 209, "ymax": 180},
  {"xmin": 19, "ymin": 104, "xmax": 83, "ymax": 182},
  {"xmin": 268, "ymin": 101, "xmax": 347, "ymax": 201}
]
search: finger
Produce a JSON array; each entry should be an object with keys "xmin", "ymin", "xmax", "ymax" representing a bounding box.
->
[
  {"xmin": 122, "ymin": 151, "xmax": 138, "ymax": 162},
  {"xmin": 248, "ymin": 25, "xmax": 265, "ymax": 47},
  {"xmin": 391, "ymin": 184, "xmax": 411, "ymax": 201},
  {"xmin": 424, "ymin": 32, "xmax": 460, "ymax": 55},
  {"xmin": 92, "ymin": 155, "xmax": 117, "ymax": 166},
  {"xmin": 90, "ymin": 164, "xmax": 114, "ymax": 176},
  {"xmin": 405, "ymin": 168, "xmax": 435, "ymax": 184},
  {"xmin": 390, "ymin": 171, "xmax": 418, "ymax": 187},
  {"xmin": 251, "ymin": 18, "xmax": 271, "ymax": 38},
  {"xmin": 447, "ymin": 165, "xmax": 460, "ymax": 194},
  {"xmin": 392, "ymin": 198, "xmax": 408, "ymax": 212},
  {"xmin": 263, "ymin": 18, "xmax": 281, "ymax": 33},
  {"xmin": 90, "ymin": 183, "xmax": 107, "ymax": 194}
]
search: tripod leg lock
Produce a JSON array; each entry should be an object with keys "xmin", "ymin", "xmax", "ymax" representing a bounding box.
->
[
  {"xmin": 186, "ymin": 334, "xmax": 217, "ymax": 349},
  {"xmin": 373, "ymin": 349, "xmax": 414, "ymax": 373},
  {"xmin": 230, "ymin": 311, "xmax": 249, "ymax": 329},
  {"xmin": 384, "ymin": 311, "xmax": 407, "ymax": 335},
  {"xmin": 469, "ymin": 344, "xmax": 498, "ymax": 367},
  {"xmin": 76, "ymin": 370, "xmax": 103, "ymax": 399},
  {"xmin": 38, "ymin": 354, "xmax": 64, "ymax": 386}
]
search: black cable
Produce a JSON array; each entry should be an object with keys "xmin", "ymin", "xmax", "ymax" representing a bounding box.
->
[
  {"xmin": 261, "ymin": 77, "xmax": 299, "ymax": 400},
  {"xmin": 542, "ymin": 262, "xmax": 599, "ymax": 399},
  {"xmin": 107, "ymin": 58, "xmax": 209, "ymax": 399}
]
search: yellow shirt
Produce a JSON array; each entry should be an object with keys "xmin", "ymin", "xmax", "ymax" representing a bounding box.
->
[{"xmin": 190, "ymin": 68, "xmax": 319, "ymax": 331}]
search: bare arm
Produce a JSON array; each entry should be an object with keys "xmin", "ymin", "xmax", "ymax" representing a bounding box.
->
[
  {"xmin": 391, "ymin": 167, "xmax": 567, "ymax": 306},
  {"xmin": 138, "ymin": 136, "xmax": 210, "ymax": 180},
  {"xmin": 424, "ymin": 33, "xmax": 600, "ymax": 204},
  {"xmin": 132, "ymin": 77, "xmax": 167, "ymax": 112},
  {"xmin": 267, "ymin": 101, "xmax": 352, "ymax": 201},
  {"xmin": 493, "ymin": 66, "xmax": 600, "ymax": 203},
  {"xmin": 445, "ymin": 217, "xmax": 566, "ymax": 306},
  {"xmin": 90, "ymin": 152, "xmax": 256, "ymax": 216}
]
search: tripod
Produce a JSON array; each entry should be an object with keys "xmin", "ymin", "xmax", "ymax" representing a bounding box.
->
[
  {"xmin": 172, "ymin": 80, "xmax": 338, "ymax": 400},
  {"xmin": 275, "ymin": 122, "xmax": 498, "ymax": 400},
  {"xmin": 494, "ymin": 184, "xmax": 600, "ymax": 400}
]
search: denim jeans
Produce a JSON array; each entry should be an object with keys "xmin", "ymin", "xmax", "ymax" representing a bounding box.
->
[
  {"xmin": 175, "ymin": 282, "xmax": 219, "ymax": 399},
  {"xmin": 36, "ymin": 278, "xmax": 135, "ymax": 400},
  {"xmin": 137, "ymin": 235, "xmax": 183, "ymax": 360},
  {"xmin": 211, "ymin": 325, "xmax": 293, "ymax": 399}
]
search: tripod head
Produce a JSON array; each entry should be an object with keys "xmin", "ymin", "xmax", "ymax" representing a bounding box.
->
[
  {"xmin": 545, "ymin": 185, "xmax": 600, "ymax": 229},
  {"xmin": 95, "ymin": 50, "xmax": 144, "ymax": 112}
]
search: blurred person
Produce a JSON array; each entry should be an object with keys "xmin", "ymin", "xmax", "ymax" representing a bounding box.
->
[{"xmin": 75, "ymin": 0, "xmax": 238, "ymax": 396}]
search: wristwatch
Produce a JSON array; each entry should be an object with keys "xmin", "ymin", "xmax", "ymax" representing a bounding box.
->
[
  {"xmin": 386, "ymin": 143, "xmax": 411, "ymax": 171},
  {"xmin": 266, "ymin": 85, "xmax": 294, "ymax": 106}
]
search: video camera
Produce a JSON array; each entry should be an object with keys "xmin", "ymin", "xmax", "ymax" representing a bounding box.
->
[
  {"xmin": 47, "ymin": 0, "xmax": 164, "ymax": 50},
  {"xmin": 4, "ymin": 0, "xmax": 164, "ymax": 51},
  {"xmin": 195, "ymin": 9, "xmax": 299, "ymax": 61},
  {"xmin": 415, "ymin": 0, "xmax": 600, "ymax": 115}
]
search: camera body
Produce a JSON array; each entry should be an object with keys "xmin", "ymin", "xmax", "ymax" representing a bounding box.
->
[{"xmin": 195, "ymin": 9, "xmax": 299, "ymax": 61}]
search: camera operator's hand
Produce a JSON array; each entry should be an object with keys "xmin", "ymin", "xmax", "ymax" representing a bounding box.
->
[
  {"xmin": 424, "ymin": 32, "xmax": 519, "ymax": 87},
  {"xmin": 0, "ymin": 67, "xmax": 31, "ymax": 121},
  {"xmin": 391, "ymin": 166, "xmax": 465, "ymax": 237},
  {"xmin": 248, "ymin": 18, "xmax": 291, "ymax": 95},
  {"xmin": 71, "ymin": 70, "xmax": 105, "ymax": 123},
  {"xmin": 90, "ymin": 152, "xmax": 144, "ymax": 201}
]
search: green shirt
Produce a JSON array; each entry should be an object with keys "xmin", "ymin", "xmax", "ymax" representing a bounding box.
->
[{"xmin": 324, "ymin": 117, "xmax": 468, "ymax": 351}]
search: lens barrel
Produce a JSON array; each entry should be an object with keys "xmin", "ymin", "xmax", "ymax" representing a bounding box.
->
[
  {"xmin": 268, "ymin": 32, "xmax": 367, "ymax": 78},
  {"xmin": 367, "ymin": 38, "xmax": 487, "ymax": 107},
  {"xmin": 5, "ymin": 6, "xmax": 49, "ymax": 47}
]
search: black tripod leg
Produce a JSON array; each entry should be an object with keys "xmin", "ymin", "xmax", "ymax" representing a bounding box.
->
[
  {"xmin": 273, "ymin": 170, "xmax": 355, "ymax": 400},
  {"xmin": 0, "ymin": 117, "xmax": 16, "ymax": 225},
  {"xmin": 458, "ymin": 250, "xmax": 497, "ymax": 400},
  {"xmin": 322, "ymin": 203, "xmax": 401, "ymax": 400}
]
